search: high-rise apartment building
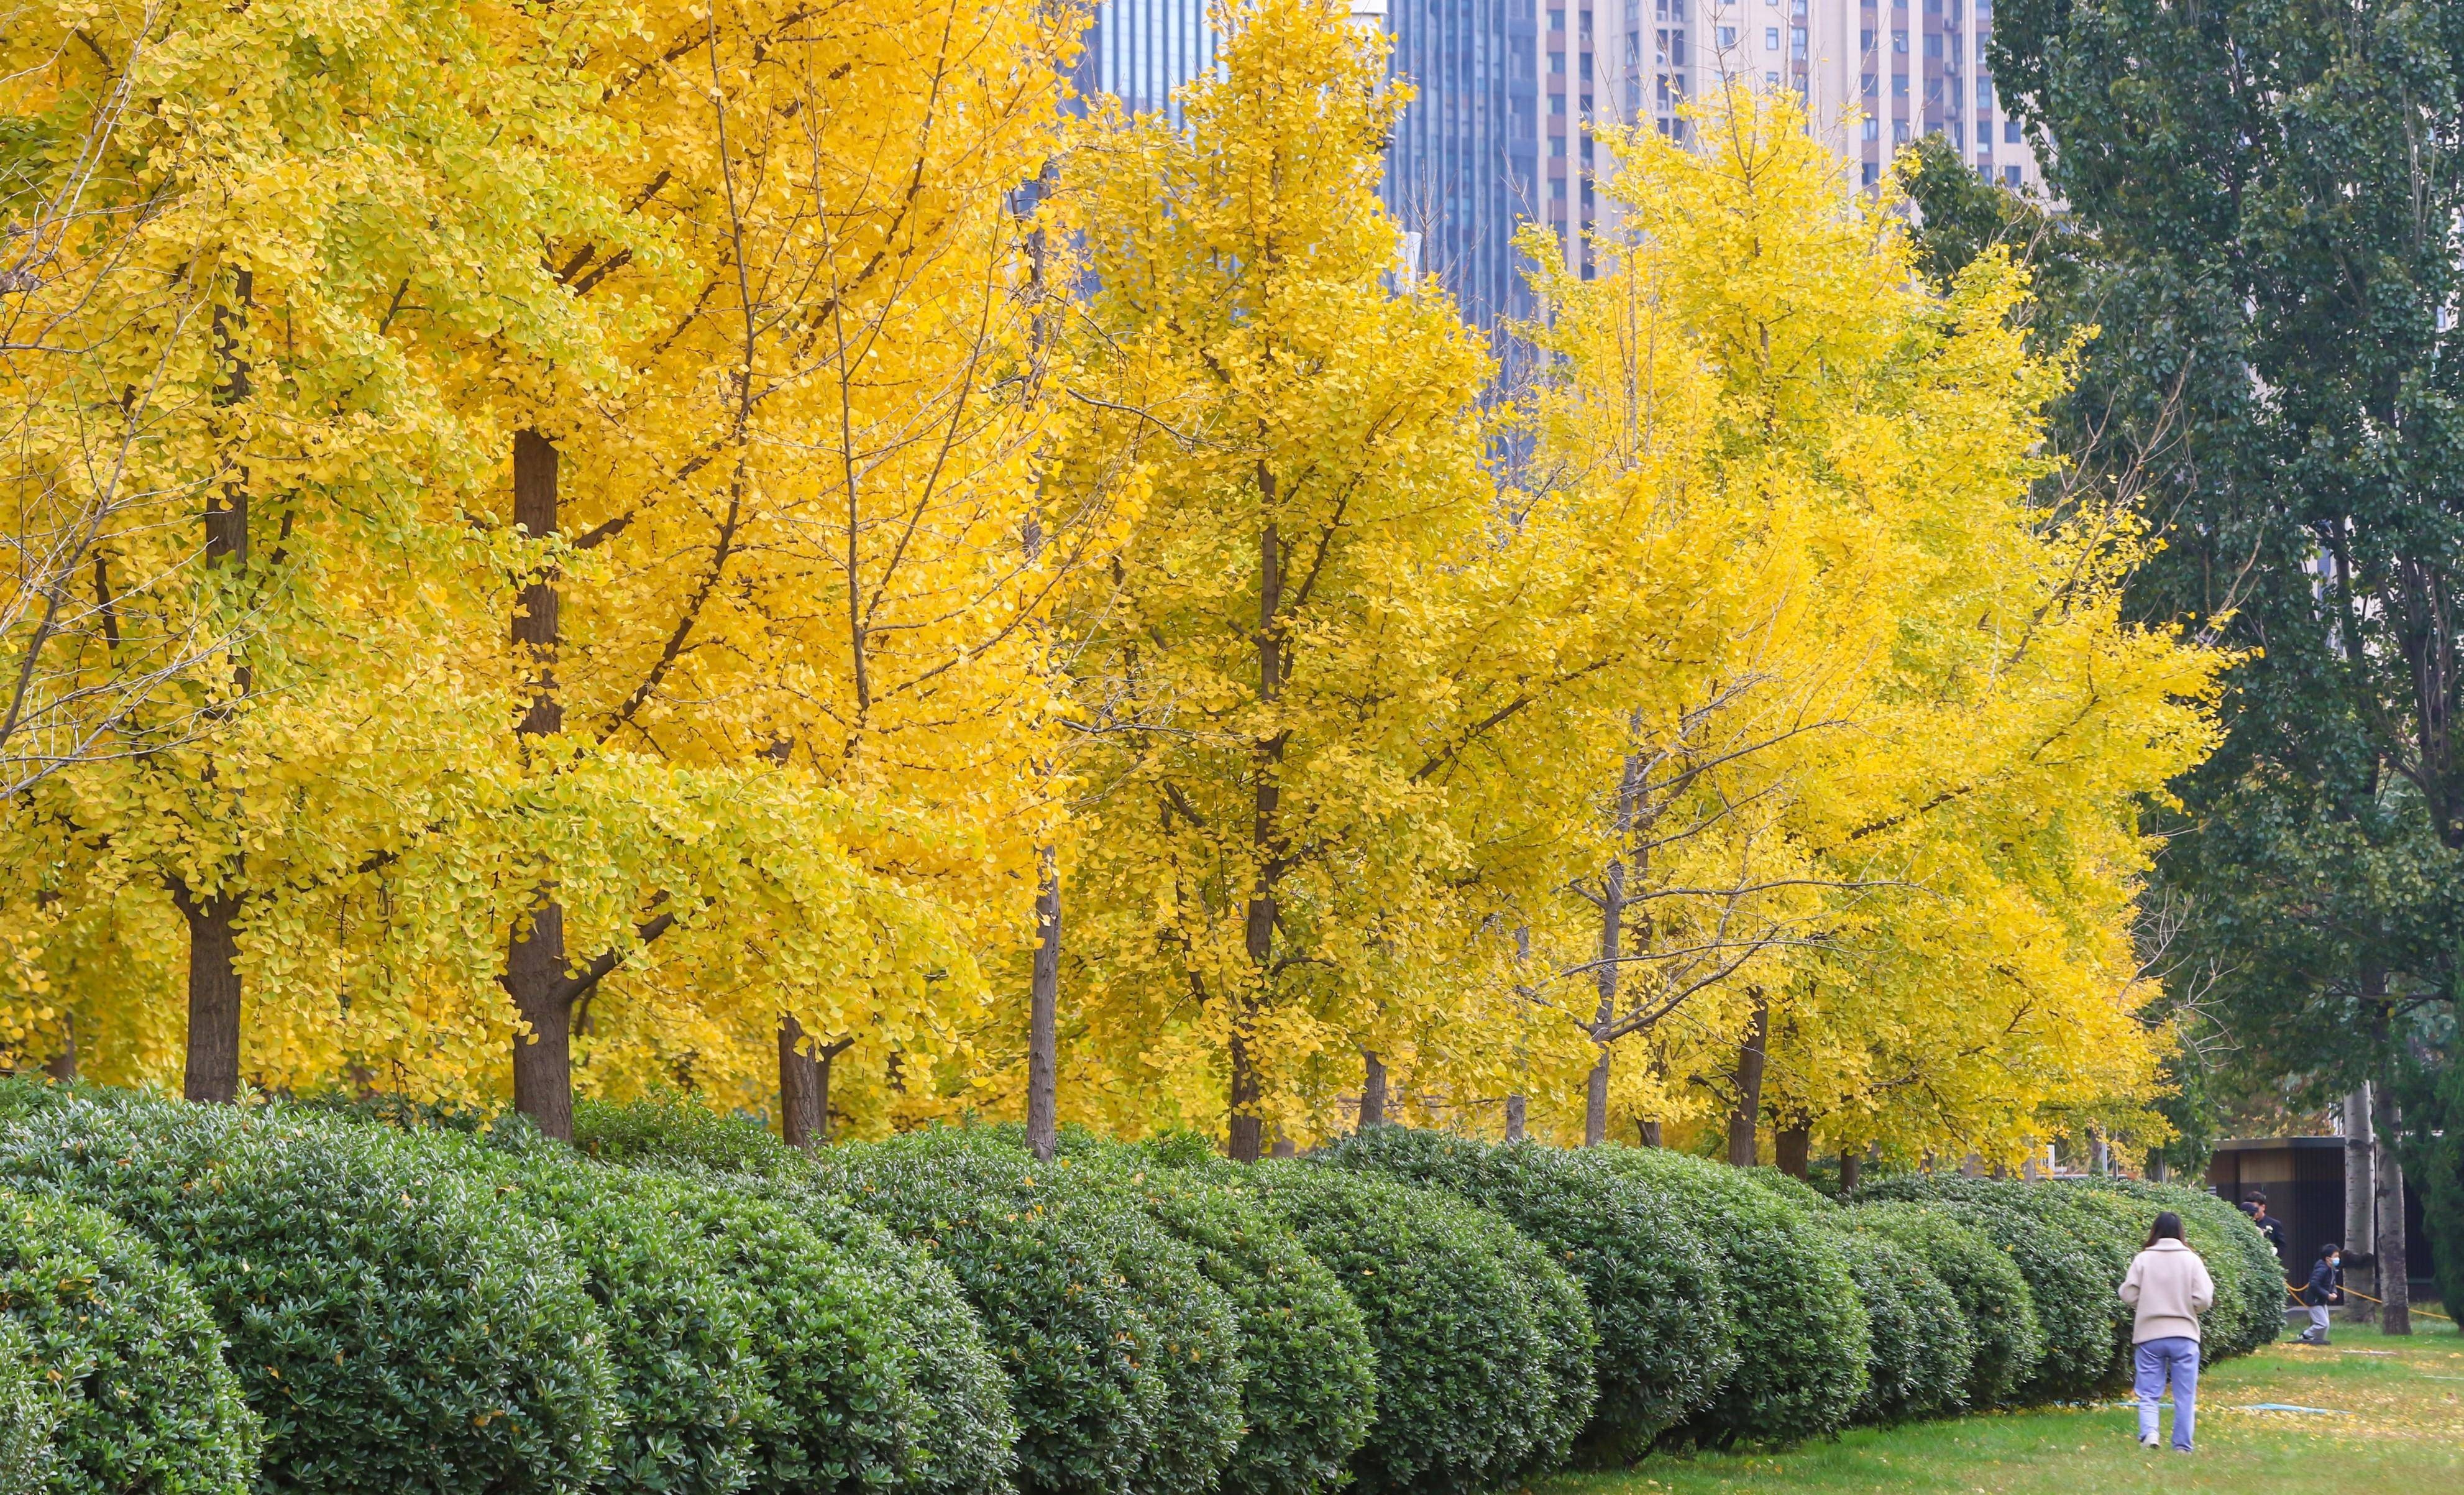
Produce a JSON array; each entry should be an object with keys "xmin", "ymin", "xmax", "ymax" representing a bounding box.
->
[
  {"xmin": 1071, "ymin": 0, "xmax": 2041, "ymax": 341},
  {"xmin": 1521, "ymin": 0, "xmax": 2046, "ymax": 275},
  {"xmin": 1379, "ymin": 0, "xmax": 1539, "ymax": 338}
]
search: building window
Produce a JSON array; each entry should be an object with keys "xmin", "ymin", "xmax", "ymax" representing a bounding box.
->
[
  {"xmin": 1923, "ymin": 32, "xmax": 1941, "ymax": 57},
  {"xmin": 1861, "ymin": 27, "xmax": 1874, "ymax": 48},
  {"xmin": 1978, "ymin": 76, "xmax": 1992, "ymax": 108},
  {"xmin": 1893, "ymin": 73, "xmax": 1908, "ymax": 96},
  {"xmin": 1791, "ymin": 25, "xmax": 1807, "ymax": 55},
  {"xmin": 1862, "ymin": 71, "xmax": 1878, "ymax": 93},
  {"xmin": 1552, "ymin": 132, "xmax": 1567, "ymax": 157},
  {"xmin": 1552, "ymin": 50, "xmax": 1565, "ymax": 72},
  {"xmin": 1863, "ymin": 160, "xmax": 1880, "ymax": 186},
  {"xmin": 1765, "ymin": 25, "xmax": 1779, "ymax": 47},
  {"xmin": 2004, "ymin": 165, "xmax": 2021, "ymax": 185},
  {"xmin": 1894, "ymin": 119, "xmax": 1909, "ymax": 142},
  {"xmin": 1551, "ymin": 7, "xmax": 1567, "ymax": 28},
  {"xmin": 1765, "ymin": 68, "xmax": 1779, "ymax": 83},
  {"xmin": 2004, "ymin": 118, "xmax": 2020, "ymax": 142},
  {"xmin": 1718, "ymin": 24, "xmax": 1738, "ymax": 45},
  {"xmin": 1893, "ymin": 27, "xmax": 1908, "ymax": 50},
  {"xmin": 1862, "ymin": 116, "xmax": 1879, "ymax": 139}
]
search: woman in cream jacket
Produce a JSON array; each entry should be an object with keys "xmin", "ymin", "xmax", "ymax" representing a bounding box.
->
[{"xmin": 2118, "ymin": 1210, "xmax": 2216, "ymax": 1451}]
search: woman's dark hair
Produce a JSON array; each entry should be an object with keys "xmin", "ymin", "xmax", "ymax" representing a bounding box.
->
[{"xmin": 2144, "ymin": 1211, "xmax": 2185, "ymax": 1248}]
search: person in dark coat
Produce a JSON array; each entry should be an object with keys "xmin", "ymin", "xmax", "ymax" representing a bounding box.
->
[
  {"xmin": 2296, "ymin": 1244, "xmax": 2342, "ymax": 1345},
  {"xmin": 2245, "ymin": 1193, "xmax": 2288, "ymax": 1265}
]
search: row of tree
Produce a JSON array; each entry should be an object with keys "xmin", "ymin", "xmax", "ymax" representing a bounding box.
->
[{"xmin": 1, "ymin": 0, "xmax": 2219, "ymax": 1168}]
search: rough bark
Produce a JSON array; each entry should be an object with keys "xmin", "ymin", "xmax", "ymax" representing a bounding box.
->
[
  {"xmin": 779, "ymin": 1013, "xmax": 824, "ymax": 1149},
  {"xmin": 1358, "ymin": 1052, "xmax": 1387, "ymax": 1130},
  {"xmin": 1838, "ymin": 1151, "xmax": 1861, "ymax": 1193},
  {"xmin": 2345, "ymin": 1085, "xmax": 2378, "ymax": 1324},
  {"xmin": 2376, "ymin": 1089, "xmax": 2412, "ymax": 1335},
  {"xmin": 1505, "ymin": 1094, "xmax": 1526, "ymax": 1143},
  {"xmin": 1724, "ymin": 993, "xmax": 1769, "ymax": 1167},
  {"xmin": 171, "ymin": 883, "xmax": 242, "ymax": 1104},
  {"xmin": 1027, "ymin": 847, "xmax": 1061, "ymax": 1161},
  {"xmin": 1637, "ymin": 1118, "xmax": 1662, "ymax": 1147},
  {"xmin": 1230, "ymin": 502, "xmax": 1283, "ymax": 1166},
  {"xmin": 1775, "ymin": 1122, "xmax": 1811, "ymax": 1179},
  {"xmin": 41, "ymin": 1013, "xmax": 75, "ymax": 1082},
  {"xmin": 505, "ymin": 430, "xmax": 574, "ymax": 1140}
]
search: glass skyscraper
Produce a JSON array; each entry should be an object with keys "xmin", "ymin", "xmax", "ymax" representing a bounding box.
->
[
  {"xmin": 1074, "ymin": 0, "xmax": 1219, "ymax": 126},
  {"xmin": 1380, "ymin": 0, "xmax": 1540, "ymax": 344},
  {"xmin": 1074, "ymin": 0, "xmax": 1542, "ymax": 349}
]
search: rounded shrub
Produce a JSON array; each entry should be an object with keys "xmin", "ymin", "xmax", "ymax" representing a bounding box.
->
[
  {"xmin": 1, "ymin": 1320, "xmax": 59, "ymax": 1495},
  {"xmin": 812, "ymin": 1128, "xmax": 1244, "ymax": 1495},
  {"xmin": 1587, "ymin": 1148, "xmax": 1867, "ymax": 1447},
  {"xmin": 573, "ymin": 1102, "xmax": 1020, "ymax": 1495},
  {"xmin": 631, "ymin": 1166, "xmax": 945, "ymax": 1495},
  {"xmin": 1846, "ymin": 1202, "xmax": 2043, "ymax": 1407},
  {"xmin": 474, "ymin": 1134, "xmax": 772, "ymax": 1495},
  {"xmin": 2073, "ymin": 1177, "xmax": 2282, "ymax": 1360},
  {"xmin": 1862, "ymin": 1176, "xmax": 2137, "ymax": 1400},
  {"xmin": 1060, "ymin": 1137, "xmax": 1375, "ymax": 1495},
  {"xmin": 1827, "ymin": 1228, "xmax": 1971, "ymax": 1424},
  {"xmin": 574, "ymin": 1098, "xmax": 804, "ymax": 1180},
  {"xmin": 773, "ymin": 1191, "xmax": 1019, "ymax": 1495},
  {"xmin": 1315, "ymin": 1125, "xmax": 1734, "ymax": 1460},
  {"xmin": 0, "ymin": 1191, "xmax": 257, "ymax": 1494},
  {"xmin": 1226, "ymin": 1159, "xmax": 1595, "ymax": 1495},
  {"xmin": 0, "ymin": 1093, "xmax": 616, "ymax": 1494}
]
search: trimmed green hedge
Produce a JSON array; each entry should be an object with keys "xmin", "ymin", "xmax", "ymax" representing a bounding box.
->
[
  {"xmin": 478, "ymin": 1136, "xmax": 771, "ymax": 1495},
  {"xmin": 1828, "ymin": 1228, "xmax": 1971, "ymax": 1423},
  {"xmin": 2072, "ymin": 1177, "xmax": 2283, "ymax": 1360},
  {"xmin": 576, "ymin": 1098, "xmax": 804, "ymax": 1180},
  {"xmin": 778, "ymin": 1192, "xmax": 1019, "ymax": 1495},
  {"xmin": 571, "ymin": 1102, "xmax": 1021, "ymax": 1495},
  {"xmin": 0, "ymin": 1190, "xmax": 258, "ymax": 1494},
  {"xmin": 812, "ymin": 1129, "xmax": 1245, "ymax": 1495},
  {"xmin": 1226, "ymin": 1159, "xmax": 1595, "ymax": 1495},
  {"xmin": 1587, "ymin": 1148, "xmax": 1867, "ymax": 1447},
  {"xmin": 1314, "ymin": 1126, "xmax": 1734, "ymax": 1460},
  {"xmin": 1861, "ymin": 1176, "xmax": 2136, "ymax": 1399},
  {"xmin": 1845, "ymin": 1202, "xmax": 2043, "ymax": 1407},
  {"xmin": 0, "ymin": 1090, "xmax": 615, "ymax": 1494},
  {"xmin": 0, "ymin": 1321, "xmax": 58, "ymax": 1495},
  {"xmin": 1060, "ymin": 1137, "xmax": 1375, "ymax": 1495}
]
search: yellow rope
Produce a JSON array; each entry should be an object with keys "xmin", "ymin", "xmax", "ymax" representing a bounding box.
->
[{"xmin": 2284, "ymin": 1281, "xmax": 2455, "ymax": 1324}]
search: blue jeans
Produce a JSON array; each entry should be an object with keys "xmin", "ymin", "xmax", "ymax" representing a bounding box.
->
[{"xmin": 2134, "ymin": 1336, "xmax": 2199, "ymax": 1450}]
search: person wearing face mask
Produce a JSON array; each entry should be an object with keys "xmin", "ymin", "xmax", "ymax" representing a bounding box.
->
[{"xmin": 2297, "ymin": 1243, "xmax": 2343, "ymax": 1345}]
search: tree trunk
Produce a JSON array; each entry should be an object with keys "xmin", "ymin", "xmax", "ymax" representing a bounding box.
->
[
  {"xmin": 1027, "ymin": 847, "xmax": 1061, "ymax": 1161},
  {"xmin": 1638, "ymin": 1118, "xmax": 1662, "ymax": 1147},
  {"xmin": 1270, "ymin": 1133, "xmax": 1296, "ymax": 1158},
  {"xmin": 2376, "ymin": 1089, "xmax": 2412, "ymax": 1335},
  {"xmin": 814, "ymin": 1040, "xmax": 848, "ymax": 1144},
  {"xmin": 172, "ymin": 884, "xmax": 243, "ymax": 1103},
  {"xmin": 1725, "ymin": 994, "xmax": 1768, "ymax": 1167},
  {"xmin": 1775, "ymin": 1122, "xmax": 1811, "ymax": 1179},
  {"xmin": 42, "ymin": 1013, "xmax": 75, "ymax": 1082},
  {"xmin": 1358, "ymin": 1052, "xmax": 1387, "ymax": 1130},
  {"xmin": 1227, "ymin": 1022, "xmax": 1265, "ymax": 1162},
  {"xmin": 505, "ymin": 429, "xmax": 573, "ymax": 1140},
  {"xmin": 506, "ymin": 899, "xmax": 574, "ymax": 1141},
  {"xmin": 779, "ymin": 1013, "xmax": 823, "ymax": 1149},
  {"xmin": 1505, "ymin": 1093, "xmax": 1526, "ymax": 1142},
  {"xmin": 1838, "ymin": 1152, "xmax": 1860, "ymax": 1193},
  {"xmin": 2345, "ymin": 1085, "xmax": 2378, "ymax": 1324},
  {"xmin": 1586, "ymin": 860, "xmax": 1626, "ymax": 1148},
  {"xmin": 1232, "ymin": 502, "xmax": 1283, "ymax": 1167},
  {"xmin": 2149, "ymin": 1154, "xmax": 2169, "ymax": 1183}
]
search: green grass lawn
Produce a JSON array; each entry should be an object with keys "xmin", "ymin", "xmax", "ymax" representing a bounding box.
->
[{"xmin": 1538, "ymin": 1319, "xmax": 2464, "ymax": 1495}]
